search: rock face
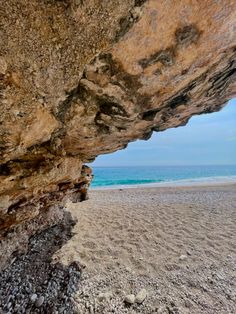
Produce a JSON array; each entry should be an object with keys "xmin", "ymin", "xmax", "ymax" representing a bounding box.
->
[{"xmin": 0, "ymin": 0, "xmax": 235, "ymax": 269}]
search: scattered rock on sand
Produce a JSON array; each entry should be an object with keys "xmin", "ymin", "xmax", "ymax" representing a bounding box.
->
[
  {"xmin": 184, "ymin": 299, "xmax": 193, "ymax": 308},
  {"xmin": 124, "ymin": 294, "xmax": 135, "ymax": 304},
  {"xmin": 89, "ymin": 304, "xmax": 94, "ymax": 313},
  {"xmin": 30, "ymin": 294, "xmax": 37, "ymax": 303},
  {"xmin": 179, "ymin": 254, "xmax": 188, "ymax": 261},
  {"xmin": 135, "ymin": 288, "xmax": 147, "ymax": 304},
  {"xmin": 157, "ymin": 306, "xmax": 167, "ymax": 314},
  {"xmin": 97, "ymin": 291, "xmax": 113, "ymax": 302}
]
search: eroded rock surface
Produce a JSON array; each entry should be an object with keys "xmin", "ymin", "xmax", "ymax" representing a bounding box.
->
[{"xmin": 0, "ymin": 0, "xmax": 235, "ymax": 269}]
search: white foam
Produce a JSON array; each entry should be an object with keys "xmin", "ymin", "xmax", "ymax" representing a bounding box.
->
[{"xmin": 91, "ymin": 175, "xmax": 236, "ymax": 190}]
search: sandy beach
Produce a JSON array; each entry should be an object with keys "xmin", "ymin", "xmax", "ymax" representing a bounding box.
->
[
  {"xmin": 54, "ymin": 183, "xmax": 236, "ymax": 313},
  {"xmin": 1, "ymin": 183, "xmax": 236, "ymax": 313}
]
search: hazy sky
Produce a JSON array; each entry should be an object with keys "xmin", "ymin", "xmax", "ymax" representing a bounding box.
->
[{"xmin": 92, "ymin": 98, "xmax": 236, "ymax": 167}]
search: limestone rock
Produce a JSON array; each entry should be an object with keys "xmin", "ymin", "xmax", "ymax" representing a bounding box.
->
[
  {"xmin": 135, "ymin": 289, "xmax": 147, "ymax": 304},
  {"xmin": 124, "ymin": 294, "xmax": 135, "ymax": 304},
  {"xmin": 35, "ymin": 296, "xmax": 44, "ymax": 308},
  {"xmin": 179, "ymin": 255, "xmax": 188, "ymax": 261},
  {"xmin": 97, "ymin": 291, "xmax": 113, "ymax": 302},
  {"xmin": 30, "ymin": 294, "xmax": 37, "ymax": 303},
  {"xmin": 0, "ymin": 0, "xmax": 235, "ymax": 269}
]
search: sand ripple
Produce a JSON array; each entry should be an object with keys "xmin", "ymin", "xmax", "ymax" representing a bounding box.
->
[{"xmin": 54, "ymin": 184, "xmax": 236, "ymax": 313}]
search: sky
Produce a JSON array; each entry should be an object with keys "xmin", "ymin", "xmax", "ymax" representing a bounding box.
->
[{"xmin": 92, "ymin": 98, "xmax": 236, "ymax": 167}]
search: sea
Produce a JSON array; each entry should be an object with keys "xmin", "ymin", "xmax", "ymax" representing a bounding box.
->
[{"xmin": 91, "ymin": 165, "xmax": 236, "ymax": 189}]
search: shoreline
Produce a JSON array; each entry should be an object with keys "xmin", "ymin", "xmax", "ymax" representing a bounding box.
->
[{"xmin": 91, "ymin": 175, "xmax": 236, "ymax": 190}]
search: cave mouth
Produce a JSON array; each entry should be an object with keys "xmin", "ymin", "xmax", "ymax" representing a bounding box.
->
[{"xmin": 90, "ymin": 99, "xmax": 236, "ymax": 189}]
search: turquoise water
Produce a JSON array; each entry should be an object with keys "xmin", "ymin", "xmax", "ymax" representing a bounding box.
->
[{"xmin": 91, "ymin": 165, "xmax": 236, "ymax": 188}]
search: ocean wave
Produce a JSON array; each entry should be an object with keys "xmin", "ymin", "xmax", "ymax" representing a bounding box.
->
[{"xmin": 91, "ymin": 175, "xmax": 236, "ymax": 190}]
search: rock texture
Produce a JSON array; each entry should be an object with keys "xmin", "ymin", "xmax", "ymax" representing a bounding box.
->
[{"xmin": 0, "ymin": 0, "xmax": 235, "ymax": 269}]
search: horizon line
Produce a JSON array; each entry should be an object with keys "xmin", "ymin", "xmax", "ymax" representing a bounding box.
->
[{"xmin": 90, "ymin": 164, "xmax": 236, "ymax": 168}]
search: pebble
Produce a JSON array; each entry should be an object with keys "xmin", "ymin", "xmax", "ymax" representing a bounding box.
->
[
  {"xmin": 30, "ymin": 294, "xmax": 37, "ymax": 303},
  {"xmin": 157, "ymin": 306, "xmax": 167, "ymax": 314},
  {"xmin": 35, "ymin": 296, "xmax": 44, "ymax": 307},
  {"xmin": 179, "ymin": 254, "xmax": 188, "ymax": 261},
  {"xmin": 184, "ymin": 299, "xmax": 193, "ymax": 308},
  {"xmin": 135, "ymin": 289, "xmax": 147, "ymax": 304},
  {"xmin": 124, "ymin": 294, "xmax": 135, "ymax": 304},
  {"xmin": 97, "ymin": 291, "xmax": 113, "ymax": 301},
  {"xmin": 7, "ymin": 302, "xmax": 12, "ymax": 309}
]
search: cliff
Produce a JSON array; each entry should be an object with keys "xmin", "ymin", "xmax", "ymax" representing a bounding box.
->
[{"xmin": 0, "ymin": 0, "xmax": 235, "ymax": 269}]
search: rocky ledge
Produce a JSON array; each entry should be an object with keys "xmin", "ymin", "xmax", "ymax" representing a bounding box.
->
[{"xmin": 0, "ymin": 0, "xmax": 235, "ymax": 269}]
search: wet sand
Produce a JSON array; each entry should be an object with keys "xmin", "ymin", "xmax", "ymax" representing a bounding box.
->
[{"xmin": 53, "ymin": 184, "xmax": 236, "ymax": 313}]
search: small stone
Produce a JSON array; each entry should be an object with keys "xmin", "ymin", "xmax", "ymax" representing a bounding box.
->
[
  {"xmin": 179, "ymin": 254, "xmax": 187, "ymax": 261},
  {"xmin": 157, "ymin": 306, "xmax": 167, "ymax": 314},
  {"xmin": 7, "ymin": 302, "xmax": 12, "ymax": 309},
  {"xmin": 30, "ymin": 294, "xmax": 37, "ymax": 303},
  {"xmin": 97, "ymin": 291, "xmax": 112, "ymax": 301},
  {"xmin": 124, "ymin": 294, "xmax": 135, "ymax": 304},
  {"xmin": 35, "ymin": 296, "xmax": 44, "ymax": 307},
  {"xmin": 184, "ymin": 299, "xmax": 193, "ymax": 308},
  {"xmin": 135, "ymin": 289, "xmax": 147, "ymax": 304}
]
